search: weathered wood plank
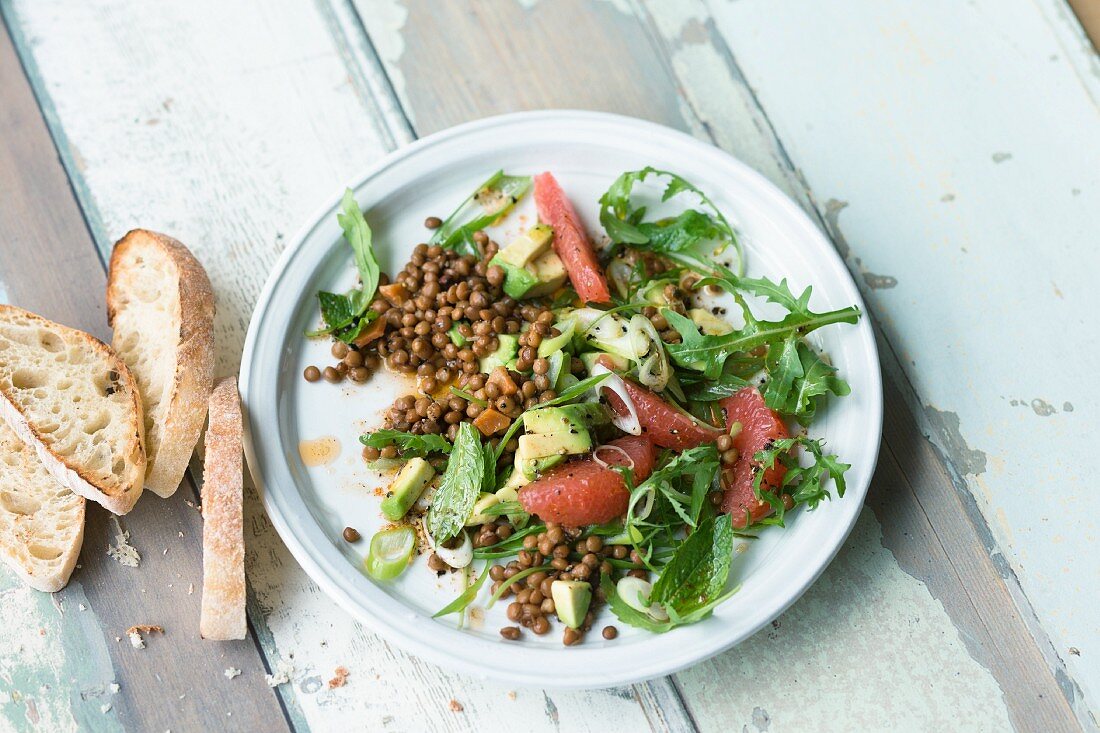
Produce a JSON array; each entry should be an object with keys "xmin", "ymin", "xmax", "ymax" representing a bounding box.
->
[
  {"xmin": 690, "ymin": 0, "xmax": 1099, "ymax": 727},
  {"xmin": 0, "ymin": 21, "xmax": 291, "ymax": 733}
]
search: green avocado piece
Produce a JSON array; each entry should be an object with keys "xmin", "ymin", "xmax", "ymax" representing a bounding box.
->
[
  {"xmin": 490, "ymin": 256, "xmax": 540, "ymax": 299},
  {"xmin": 517, "ymin": 430, "xmax": 592, "ymax": 461},
  {"xmin": 520, "ymin": 454, "xmax": 565, "ymax": 481},
  {"xmin": 551, "ymin": 580, "xmax": 592, "ymax": 629},
  {"xmin": 580, "ymin": 350, "xmax": 629, "ymax": 374},
  {"xmin": 495, "ymin": 224, "xmax": 553, "ymax": 268},
  {"xmin": 448, "ymin": 322, "xmax": 468, "ymax": 347},
  {"xmin": 478, "ymin": 333, "xmax": 520, "ymax": 373},
  {"xmin": 523, "ymin": 251, "xmax": 567, "ymax": 298},
  {"xmin": 524, "ymin": 403, "xmax": 610, "ymax": 435},
  {"xmin": 380, "ymin": 457, "xmax": 435, "ymax": 521}
]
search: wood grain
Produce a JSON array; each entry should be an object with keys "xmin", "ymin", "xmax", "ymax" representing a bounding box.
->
[{"xmin": 0, "ymin": 21, "xmax": 290, "ymax": 733}]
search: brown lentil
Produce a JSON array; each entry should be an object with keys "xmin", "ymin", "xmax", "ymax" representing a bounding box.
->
[
  {"xmin": 341, "ymin": 526, "xmax": 361, "ymax": 543},
  {"xmin": 602, "ymin": 625, "xmax": 618, "ymax": 640},
  {"xmin": 303, "ymin": 365, "xmax": 321, "ymax": 382}
]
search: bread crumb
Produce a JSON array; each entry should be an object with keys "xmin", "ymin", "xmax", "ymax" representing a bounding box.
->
[
  {"xmin": 506, "ymin": 691, "xmax": 516, "ymax": 700},
  {"xmin": 224, "ymin": 668, "xmax": 241, "ymax": 679},
  {"xmin": 265, "ymin": 659, "xmax": 294, "ymax": 687},
  {"xmin": 126, "ymin": 625, "xmax": 164, "ymax": 649},
  {"xmin": 178, "ymin": 531, "xmax": 184, "ymax": 538},
  {"xmin": 107, "ymin": 520, "xmax": 141, "ymax": 568},
  {"xmin": 109, "ymin": 683, "xmax": 120, "ymax": 694},
  {"xmin": 101, "ymin": 703, "xmax": 111, "ymax": 714},
  {"xmin": 448, "ymin": 699, "xmax": 464, "ymax": 713},
  {"xmin": 327, "ymin": 666, "xmax": 349, "ymax": 689}
]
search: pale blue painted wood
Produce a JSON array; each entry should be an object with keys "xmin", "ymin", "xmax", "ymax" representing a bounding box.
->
[{"xmin": 704, "ymin": 0, "xmax": 1100, "ymax": 722}]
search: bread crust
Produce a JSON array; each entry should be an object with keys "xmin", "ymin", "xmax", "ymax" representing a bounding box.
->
[
  {"xmin": 200, "ymin": 376, "xmax": 246, "ymax": 640},
  {"xmin": 0, "ymin": 305, "xmax": 145, "ymax": 515},
  {"xmin": 108, "ymin": 229, "xmax": 216, "ymax": 498}
]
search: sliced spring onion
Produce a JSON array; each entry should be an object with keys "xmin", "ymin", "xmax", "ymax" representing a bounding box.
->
[
  {"xmin": 433, "ymin": 561, "xmax": 491, "ymax": 618},
  {"xmin": 364, "ymin": 526, "xmax": 416, "ymax": 581},
  {"xmin": 590, "ymin": 363, "xmax": 641, "ymax": 435},
  {"xmin": 616, "ymin": 576, "xmax": 669, "ymax": 621},
  {"xmin": 427, "ymin": 529, "xmax": 473, "ymax": 569},
  {"xmin": 486, "ymin": 566, "xmax": 543, "ymax": 608},
  {"xmin": 429, "ymin": 171, "xmax": 531, "ymax": 252},
  {"xmin": 592, "ymin": 443, "xmax": 634, "ymax": 471}
]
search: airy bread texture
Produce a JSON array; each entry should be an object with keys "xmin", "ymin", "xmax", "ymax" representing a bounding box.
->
[
  {"xmin": 0, "ymin": 305, "xmax": 145, "ymax": 515},
  {"xmin": 200, "ymin": 376, "xmax": 246, "ymax": 640},
  {"xmin": 108, "ymin": 230, "xmax": 215, "ymax": 498},
  {"xmin": 0, "ymin": 420, "xmax": 85, "ymax": 592}
]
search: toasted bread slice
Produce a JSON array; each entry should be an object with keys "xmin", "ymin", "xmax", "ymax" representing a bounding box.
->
[
  {"xmin": 107, "ymin": 230, "xmax": 215, "ymax": 498},
  {"xmin": 0, "ymin": 420, "xmax": 85, "ymax": 592},
  {"xmin": 0, "ymin": 306, "xmax": 145, "ymax": 515},
  {"xmin": 200, "ymin": 377, "xmax": 245, "ymax": 640}
]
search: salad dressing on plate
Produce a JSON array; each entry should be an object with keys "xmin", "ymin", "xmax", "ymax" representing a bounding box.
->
[{"xmin": 298, "ymin": 436, "xmax": 340, "ymax": 467}]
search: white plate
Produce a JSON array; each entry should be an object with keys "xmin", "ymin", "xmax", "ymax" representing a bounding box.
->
[{"xmin": 240, "ymin": 110, "xmax": 882, "ymax": 688}]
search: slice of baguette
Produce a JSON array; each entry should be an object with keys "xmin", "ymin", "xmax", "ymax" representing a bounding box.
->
[
  {"xmin": 108, "ymin": 230, "xmax": 216, "ymax": 498},
  {"xmin": 0, "ymin": 420, "xmax": 85, "ymax": 592},
  {"xmin": 0, "ymin": 305, "xmax": 145, "ymax": 515},
  {"xmin": 200, "ymin": 376, "xmax": 245, "ymax": 640}
]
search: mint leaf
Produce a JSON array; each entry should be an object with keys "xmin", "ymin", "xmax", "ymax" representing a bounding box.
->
[
  {"xmin": 359, "ymin": 430, "xmax": 452, "ymax": 457},
  {"xmin": 429, "ymin": 171, "xmax": 531, "ymax": 252},
  {"xmin": 600, "ymin": 575, "xmax": 673, "ymax": 633},
  {"xmin": 650, "ymin": 516, "xmax": 734, "ymax": 617},
  {"xmin": 426, "ymin": 423, "xmax": 485, "ymax": 542}
]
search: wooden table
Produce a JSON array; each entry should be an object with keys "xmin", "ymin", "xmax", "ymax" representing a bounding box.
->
[{"xmin": 0, "ymin": 2, "xmax": 1097, "ymax": 731}]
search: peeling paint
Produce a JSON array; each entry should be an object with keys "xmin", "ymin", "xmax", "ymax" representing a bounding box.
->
[
  {"xmin": 823, "ymin": 198, "xmax": 850, "ymax": 259},
  {"xmin": 1031, "ymin": 398, "xmax": 1057, "ymax": 417},
  {"xmin": 925, "ymin": 407, "xmax": 987, "ymax": 476},
  {"xmin": 862, "ymin": 271, "xmax": 898, "ymax": 289}
]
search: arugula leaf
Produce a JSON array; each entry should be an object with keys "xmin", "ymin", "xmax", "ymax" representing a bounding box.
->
[
  {"xmin": 598, "ymin": 167, "xmax": 743, "ymax": 275},
  {"xmin": 426, "ymin": 423, "xmax": 485, "ymax": 542},
  {"xmin": 764, "ymin": 339, "xmax": 850, "ymax": 426},
  {"xmin": 625, "ymin": 445, "xmax": 720, "ymax": 534},
  {"xmin": 650, "ymin": 516, "xmax": 734, "ymax": 617},
  {"xmin": 359, "ymin": 430, "xmax": 452, "ymax": 457},
  {"xmin": 751, "ymin": 436, "xmax": 851, "ymax": 526},
  {"xmin": 662, "ymin": 302, "xmax": 860, "ymax": 381},
  {"xmin": 430, "ymin": 171, "xmax": 532, "ymax": 252}
]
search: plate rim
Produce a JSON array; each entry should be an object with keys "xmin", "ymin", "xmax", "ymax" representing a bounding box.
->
[{"xmin": 240, "ymin": 109, "xmax": 884, "ymax": 687}]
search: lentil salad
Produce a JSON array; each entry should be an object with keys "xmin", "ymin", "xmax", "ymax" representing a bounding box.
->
[{"xmin": 303, "ymin": 169, "xmax": 861, "ymax": 645}]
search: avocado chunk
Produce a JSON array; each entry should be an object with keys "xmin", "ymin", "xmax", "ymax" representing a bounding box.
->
[
  {"xmin": 524, "ymin": 403, "xmax": 611, "ymax": 435},
  {"xmin": 448, "ymin": 322, "xmax": 469, "ymax": 347},
  {"xmin": 523, "ymin": 250, "xmax": 567, "ymax": 298},
  {"xmin": 518, "ymin": 430, "xmax": 592, "ymax": 461},
  {"xmin": 380, "ymin": 457, "xmax": 435, "ymax": 521},
  {"xmin": 495, "ymin": 224, "xmax": 553, "ymax": 268},
  {"xmin": 479, "ymin": 333, "xmax": 520, "ymax": 373},
  {"xmin": 688, "ymin": 308, "xmax": 732, "ymax": 336},
  {"xmin": 491, "ymin": 259, "xmax": 540, "ymax": 300},
  {"xmin": 551, "ymin": 580, "xmax": 592, "ymax": 629},
  {"xmin": 580, "ymin": 350, "xmax": 628, "ymax": 373},
  {"xmin": 517, "ymin": 430, "xmax": 591, "ymax": 480}
]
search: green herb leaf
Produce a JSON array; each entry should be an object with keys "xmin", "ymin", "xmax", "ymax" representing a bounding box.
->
[
  {"xmin": 650, "ymin": 516, "xmax": 734, "ymax": 617},
  {"xmin": 598, "ymin": 168, "xmax": 742, "ymax": 275},
  {"xmin": 433, "ymin": 562, "xmax": 491, "ymax": 618},
  {"xmin": 751, "ymin": 436, "xmax": 851, "ymax": 526},
  {"xmin": 338, "ymin": 189, "xmax": 380, "ymax": 301},
  {"xmin": 359, "ymin": 430, "xmax": 452, "ymax": 457},
  {"xmin": 763, "ymin": 340, "xmax": 851, "ymax": 426},
  {"xmin": 426, "ymin": 423, "xmax": 485, "ymax": 542},
  {"xmin": 430, "ymin": 171, "xmax": 531, "ymax": 252},
  {"xmin": 600, "ymin": 575, "xmax": 673, "ymax": 633}
]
